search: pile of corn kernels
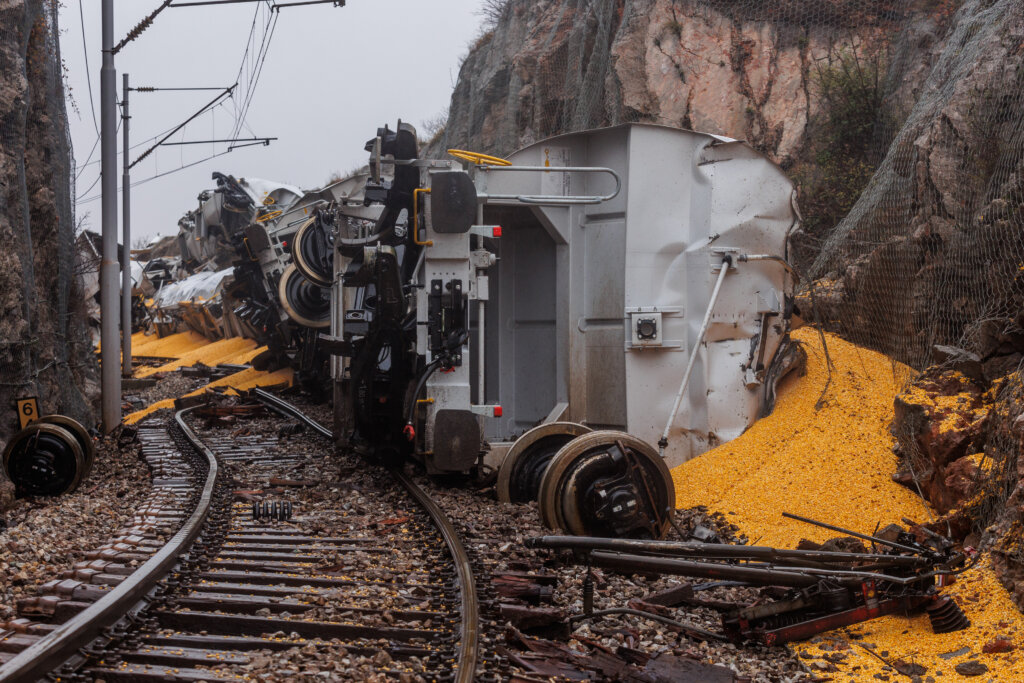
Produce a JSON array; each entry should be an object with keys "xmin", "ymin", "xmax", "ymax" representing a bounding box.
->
[{"xmin": 673, "ymin": 328, "xmax": 1024, "ymax": 681}]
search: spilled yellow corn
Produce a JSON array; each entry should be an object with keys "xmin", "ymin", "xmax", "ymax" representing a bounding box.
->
[
  {"xmin": 130, "ymin": 330, "xmax": 208, "ymax": 358},
  {"xmin": 671, "ymin": 327, "xmax": 927, "ymax": 547},
  {"xmin": 671, "ymin": 328, "xmax": 1024, "ymax": 680},
  {"xmin": 134, "ymin": 336, "xmax": 260, "ymax": 378}
]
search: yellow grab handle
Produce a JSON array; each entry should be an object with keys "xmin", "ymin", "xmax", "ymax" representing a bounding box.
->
[
  {"xmin": 447, "ymin": 148, "xmax": 511, "ymax": 166},
  {"xmin": 255, "ymin": 209, "xmax": 283, "ymax": 223},
  {"xmin": 413, "ymin": 188, "xmax": 433, "ymax": 246}
]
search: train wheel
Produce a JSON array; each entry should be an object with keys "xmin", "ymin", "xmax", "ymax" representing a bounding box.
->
[
  {"xmin": 38, "ymin": 415, "xmax": 95, "ymax": 479},
  {"xmin": 2, "ymin": 423, "xmax": 86, "ymax": 497},
  {"xmin": 538, "ymin": 430, "xmax": 675, "ymax": 539},
  {"xmin": 278, "ymin": 263, "xmax": 331, "ymax": 328},
  {"xmin": 496, "ymin": 422, "xmax": 591, "ymax": 504},
  {"xmin": 292, "ymin": 216, "xmax": 333, "ymax": 288}
]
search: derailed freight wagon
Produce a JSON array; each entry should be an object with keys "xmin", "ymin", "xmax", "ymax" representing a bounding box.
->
[{"xmin": 300, "ymin": 122, "xmax": 803, "ymax": 539}]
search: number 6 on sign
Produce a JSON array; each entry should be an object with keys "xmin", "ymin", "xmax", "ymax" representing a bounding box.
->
[{"xmin": 16, "ymin": 397, "xmax": 39, "ymax": 429}]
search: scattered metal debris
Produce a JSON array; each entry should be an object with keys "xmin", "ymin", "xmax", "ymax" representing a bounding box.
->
[
  {"xmin": 528, "ymin": 512, "xmax": 971, "ymax": 646},
  {"xmin": 251, "ymin": 499, "xmax": 293, "ymax": 522}
]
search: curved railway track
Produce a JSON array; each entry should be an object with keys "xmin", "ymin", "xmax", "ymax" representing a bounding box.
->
[{"xmin": 0, "ymin": 393, "xmax": 478, "ymax": 683}]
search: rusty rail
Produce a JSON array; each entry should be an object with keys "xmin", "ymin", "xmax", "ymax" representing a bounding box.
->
[
  {"xmin": 252, "ymin": 387, "xmax": 480, "ymax": 683},
  {"xmin": 0, "ymin": 407, "xmax": 218, "ymax": 683}
]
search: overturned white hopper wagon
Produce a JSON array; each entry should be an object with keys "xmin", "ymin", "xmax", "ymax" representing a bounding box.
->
[
  {"xmin": 315, "ymin": 121, "xmax": 801, "ymax": 539},
  {"xmin": 477, "ymin": 124, "xmax": 801, "ymax": 474}
]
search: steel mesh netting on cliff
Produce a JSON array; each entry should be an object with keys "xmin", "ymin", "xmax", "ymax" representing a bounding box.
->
[
  {"xmin": 440, "ymin": 0, "xmax": 1024, "ymax": 549},
  {"xmin": 445, "ymin": 0, "xmax": 1024, "ymax": 372},
  {"xmin": 806, "ymin": 0, "xmax": 1024, "ymax": 371},
  {"xmin": 796, "ymin": 0, "xmax": 1024, "ymax": 547},
  {"xmin": 0, "ymin": 0, "xmax": 96, "ymax": 448}
]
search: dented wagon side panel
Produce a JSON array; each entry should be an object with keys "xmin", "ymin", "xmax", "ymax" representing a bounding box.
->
[{"xmin": 480, "ymin": 123, "xmax": 799, "ymax": 468}]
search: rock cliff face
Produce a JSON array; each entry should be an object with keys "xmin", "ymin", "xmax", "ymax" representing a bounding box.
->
[
  {"xmin": 434, "ymin": 0, "xmax": 963, "ymax": 288},
  {"xmin": 440, "ymin": 0, "xmax": 1023, "ymax": 371},
  {"xmin": 807, "ymin": 0, "xmax": 1024, "ymax": 369},
  {"xmin": 889, "ymin": 351, "xmax": 1024, "ymax": 610},
  {"xmin": 0, "ymin": 0, "xmax": 98, "ymax": 500},
  {"xmin": 438, "ymin": 0, "xmax": 905, "ymax": 162}
]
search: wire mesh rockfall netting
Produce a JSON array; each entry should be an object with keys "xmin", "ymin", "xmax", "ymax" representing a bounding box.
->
[
  {"xmin": 442, "ymin": 0, "xmax": 1023, "ymax": 372},
  {"xmin": 0, "ymin": 0, "xmax": 96, "ymax": 447},
  {"xmin": 807, "ymin": 0, "xmax": 1024, "ymax": 371},
  {"xmin": 438, "ymin": 0, "xmax": 1024, "ymax": 560}
]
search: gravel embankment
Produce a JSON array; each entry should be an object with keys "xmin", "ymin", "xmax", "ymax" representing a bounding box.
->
[
  {"xmin": 278, "ymin": 392, "xmax": 810, "ymax": 682},
  {"xmin": 0, "ymin": 433, "xmax": 151, "ymax": 621}
]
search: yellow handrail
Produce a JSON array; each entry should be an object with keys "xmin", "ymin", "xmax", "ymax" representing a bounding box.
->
[
  {"xmin": 255, "ymin": 209, "xmax": 282, "ymax": 223},
  {"xmin": 447, "ymin": 148, "xmax": 511, "ymax": 166}
]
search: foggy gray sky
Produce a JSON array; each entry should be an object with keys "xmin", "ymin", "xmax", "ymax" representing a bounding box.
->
[{"xmin": 62, "ymin": 1, "xmax": 488, "ymax": 244}]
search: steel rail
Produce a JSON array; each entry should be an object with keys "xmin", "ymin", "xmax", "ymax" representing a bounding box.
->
[
  {"xmin": 0, "ymin": 407, "xmax": 218, "ymax": 683},
  {"xmin": 588, "ymin": 550, "xmax": 936, "ymax": 588},
  {"xmin": 526, "ymin": 535, "xmax": 932, "ymax": 568},
  {"xmin": 389, "ymin": 465, "xmax": 480, "ymax": 683},
  {"xmin": 251, "ymin": 387, "xmax": 479, "ymax": 683}
]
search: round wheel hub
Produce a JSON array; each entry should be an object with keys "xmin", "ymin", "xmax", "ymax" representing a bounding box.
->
[
  {"xmin": 3, "ymin": 424, "xmax": 85, "ymax": 497},
  {"xmin": 538, "ymin": 430, "xmax": 676, "ymax": 539}
]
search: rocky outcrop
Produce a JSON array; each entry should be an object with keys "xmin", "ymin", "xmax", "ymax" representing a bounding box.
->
[
  {"xmin": 891, "ymin": 360, "xmax": 993, "ymax": 513},
  {"xmin": 440, "ymin": 1, "xmax": 1024, "ymax": 375},
  {"xmin": 436, "ymin": 0, "xmax": 905, "ymax": 162},
  {"xmin": 0, "ymin": 0, "xmax": 98, "ymax": 503},
  {"xmin": 805, "ymin": 0, "xmax": 1024, "ymax": 369},
  {"xmin": 889, "ymin": 345, "xmax": 1024, "ymax": 608}
]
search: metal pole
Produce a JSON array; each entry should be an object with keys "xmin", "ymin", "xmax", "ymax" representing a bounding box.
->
[
  {"xmin": 121, "ymin": 73, "xmax": 132, "ymax": 378},
  {"xmin": 659, "ymin": 257, "xmax": 731, "ymax": 456},
  {"xmin": 100, "ymin": 0, "xmax": 121, "ymax": 431},
  {"xmin": 476, "ymin": 203, "xmax": 485, "ymax": 405}
]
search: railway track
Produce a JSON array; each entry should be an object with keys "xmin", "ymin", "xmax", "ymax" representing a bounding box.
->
[{"xmin": 0, "ymin": 394, "xmax": 479, "ymax": 682}]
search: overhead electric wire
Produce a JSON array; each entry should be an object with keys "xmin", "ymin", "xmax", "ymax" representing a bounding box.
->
[
  {"xmin": 132, "ymin": 86, "xmax": 234, "ymax": 92},
  {"xmin": 77, "ymin": 0, "xmax": 99, "ymax": 137},
  {"xmin": 160, "ymin": 136, "xmax": 276, "ymax": 146},
  {"xmin": 77, "ymin": 146, "xmax": 242, "ymax": 204},
  {"xmin": 130, "ymin": 86, "xmax": 236, "ymax": 169},
  {"xmin": 230, "ymin": 3, "xmax": 264, "ymax": 89},
  {"xmin": 223, "ymin": 3, "xmax": 267, "ymax": 139},
  {"xmin": 229, "ymin": 5, "xmax": 278, "ymax": 140},
  {"xmin": 76, "ymin": 105, "xmax": 229, "ymax": 174},
  {"xmin": 233, "ymin": 11, "xmax": 278, "ymax": 138},
  {"xmin": 76, "ymin": 0, "xmax": 321, "ymax": 208},
  {"xmin": 75, "ymin": 116, "xmax": 123, "ymax": 201},
  {"xmin": 72, "ymin": 0, "xmax": 101, "ymax": 180},
  {"xmin": 170, "ymin": 0, "xmax": 343, "ymax": 7},
  {"xmin": 75, "ymin": 136, "xmax": 100, "ymax": 181}
]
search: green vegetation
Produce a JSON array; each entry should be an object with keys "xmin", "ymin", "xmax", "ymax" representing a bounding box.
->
[{"xmin": 793, "ymin": 46, "xmax": 890, "ymax": 256}]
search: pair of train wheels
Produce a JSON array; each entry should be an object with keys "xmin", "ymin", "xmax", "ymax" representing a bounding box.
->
[
  {"xmin": 278, "ymin": 216, "xmax": 333, "ymax": 329},
  {"xmin": 496, "ymin": 424, "xmax": 676, "ymax": 539},
  {"xmin": 2, "ymin": 415, "xmax": 95, "ymax": 497}
]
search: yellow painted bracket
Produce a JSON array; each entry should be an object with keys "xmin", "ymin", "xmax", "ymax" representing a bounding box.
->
[
  {"xmin": 242, "ymin": 237, "xmax": 259, "ymax": 262},
  {"xmin": 413, "ymin": 188, "xmax": 433, "ymax": 246},
  {"xmin": 447, "ymin": 148, "xmax": 511, "ymax": 166}
]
